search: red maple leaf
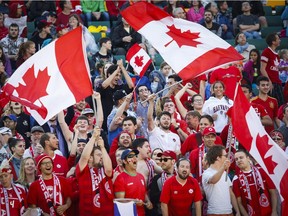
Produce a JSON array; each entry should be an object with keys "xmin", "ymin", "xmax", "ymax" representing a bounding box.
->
[
  {"xmin": 165, "ymin": 24, "xmax": 202, "ymax": 48},
  {"xmin": 256, "ymin": 133, "xmax": 278, "ymax": 174},
  {"xmin": 16, "ymin": 65, "xmax": 50, "ymax": 103},
  {"xmin": 134, "ymin": 55, "xmax": 144, "ymax": 67}
]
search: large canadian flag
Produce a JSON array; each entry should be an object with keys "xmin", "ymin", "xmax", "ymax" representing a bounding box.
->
[
  {"xmin": 3, "ymin": 27, "xmax": 93, "ymax": 125},
  {"xmin": 121, "ymin": 2, "xmax": 243, "ymax": 81},
  {"xmin": 230, "ymin": 84, "xmax": 288, "ymax": 214},
  {"xmin": 126, "ymin": 43, "xmax": 152, "ymax": 77}
]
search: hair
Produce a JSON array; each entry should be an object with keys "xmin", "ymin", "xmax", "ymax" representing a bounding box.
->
[
  {"xmin": 69, "ymin": 14, "xmax": 80, "ymax": 26},
  {"xmin": 206, "ymin": 145, "xmax": 225, "ymax": 165},
  {"xmin": 136, "ymin": 84, "xmax": 148, "ymax": 94},
  {"xmin": 91, "ymin": 145, "xmax": 101, "ymax": 156},
  {"xmin": 75, "ymin": 115, "xmax": 89, "ymax": 124},
  {"xmin": 9, "ymin": 23, "xmax": 19, "ymax": 30},
  {"xmin": 59, "ymin": 0, "xmax": 67, "ymax": 10},
  {"xmin": 204, "ymin": 9, "xmax": 213, "ymax": 16},
  {"xmin": 211, "ymin": 81, "xmax": 231, "ymax": 104},
  {"xmin": 283, "ymin": 104, "xmax": 288, "ymax": 114},
  {"xmin": 189, "ymin": 94, "xmax": 203, "ymax": 110},
  {"xmin": 200, "ymin": 114, "xmax": 214, "ymax": 124},
  {"xmin": 158, "ymin": 111, "xmax": 171, "ymax": 120},
  {"xmin": 172, "ymin": 7, "xmax": 184, "ymax": 17},
  {"xmin": 99, "ymin": 37, "xmax": 111, "ymax": 47},
  {"xmin": 235, "ymin": 149, "xmax": 250, "ymax": 157},
  {"xmin": 194, "ymin": 0, "xmax": 203, "ymax": 8},
  {"xmin": 186, "ymin": 110, "xmax": 201, "ymax": 120},
  {"xmin": 151, "ymin": 148, "xmax": 163, "ymax": 159},
  {"xmin": 279, "ymin": 49, "xmax": 288, "ymax": 59},
  {"xmin": 241, "ymin": 84, "xmax": 252, "ymax": 93},
  {"xmin": 132, "ymin": 137, "xmax": 149, "ymax": 149},
  {"xmin": 17, "ymin": 41, "xmax": 35, "ymax": 61},
  {"xmin": 117, "ymin": 130, "xmax": 132, "ymax": 141},
  {"xmin": 217, "ymin": 0, "xmax": 226, "ymax": 8},
  {"xmin": 266, "ymin": 33, "xmax": 278, "ymax": 46},
  {"xmin": 256, "ymin": 75, "xmax": 269, "ymax": 86},
  {"xmin": 106, "ymin": 64, "xmax": 118, "ymax": 76},
  {"xmin": 234, "ymin": 32, "xmax": 245, "ymax": 46},
  {"xmin": 0, "ymin": 45, "xmax": 6, "ymax": 65},
  {"xmin": 168, "ymin": 74, "xmax": 181, "ymax": 82},
  {"xmin": 176, "ymin": 158, "xmax": 190, "ymax": 168},
  {"xmin": 16, "ymin": 157, "xmax": 36, "ymax": 189},
  {"xmin": 40, "ymin": 132, "xmax": 53, "ymax": 148},
  {"xmin": 249, "ymin": 48, "xmax": 261, "ymax": 68},
  {"xmin": 123, "ymin": 116, "xmax": 137, "ymax": 125},
  {"xmin": 160, "ymin": 61, "xmax": 169, "ymax": 70},
  {"xmin": 8, "ymin": 138, "xmax": 23, "ymax": 152}
]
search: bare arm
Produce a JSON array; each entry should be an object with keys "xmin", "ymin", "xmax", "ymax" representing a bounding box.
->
[
  {"xmin": 275, "ymin": 117, "xmax": 281, "ymax": 128},
  {"xmin": 58, "ymin": 110, "xmax": 73, "ymax": 144},
  {"xmin": 269, "ymin": 189, "xmax": 278, "ymax": 216},
  {"xmin": 236, "ymin": 197, "xmax": 249, "ymax": 216},
  {"xmin": 261, "ymin": 115, "xmax": 273, "ymax": 126},
  {"xmin": 147, "ymin": 94, "xmax": 156, "ymax": 131},
  {"xmin": 102, "ymin": 67, "xmax": 120, "ymax": 89},
  {"xmin": 208, "ymin": 159, "xmax": 230, "ymax": 184},
  {"xmin": 69, "ymin": 126, "xmax": 79, "ymax": 155},
  {"xmin": 175, "ymin": 83, "xmax": 190, "ymax": 119},
  {"xmin": 199, "ymin": 80, "xmax": 206, "ymax": 100},
  {"xmin": 161, "ymin": 203, "xmax": 169, "ymax": 216},
  {"xmin": 230, "ymin": 187, "xmax": 240, "ymax": 216},
  {"xmin": 194, "ymin": 201, "xmax": 202, "ymax": 216},
  {"xmin": 93, "ymin": 91, "xmax": 103, "ymax": 128},
  {"xmin": 97, "ymin": 136, "xmax": 113, "ymax": 177},
  {"xmin": 118, "ymin": 59, "xmax": 134, "ymax": 89}
]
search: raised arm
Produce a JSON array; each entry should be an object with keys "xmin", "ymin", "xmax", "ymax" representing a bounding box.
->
[
  {"xmin": 118, "ymin": 59, "xmax": 134, "ymax": 89},
  {"xmin": 175, "ymin": 83, "xmax": 191, "ymax": 118},
  {"xmin": 97, "ymin": 136, "xmax": 113, "ymax": 177},
  {"xmin": 208, "ymin": 159, "xmax": 230, "ymax": 184},
  {"xmin": 147, "ymin": 94, "xmax": 156, "ymax": 131},
  {"xmin": 58, "ymin": 110, "xmax": 73, "ymax": 144},
  {"xmin": 102, "ymin": 66, "xmax": 120, "ymax": 89},
  {"xmin": 92, "ymin": 91, "xmax": 103, "ymax": 128}
]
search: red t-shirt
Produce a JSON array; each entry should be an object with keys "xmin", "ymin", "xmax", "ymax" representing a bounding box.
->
[
  {"xmin": 27, "ymin": 176, "xmax": 71, "ymax": 215},
  {"xmin": 183, "ymin": 73, "xmax": 207, "ymax": 94},
  {"xmin": 160, "ymin": 176, "xmax": 203, "ymax": 216},
  {"xmin": 233, "ymin": 168, "xmax": 276, "ymax": 216},
  {"xmin": 251, "ymin": 96, "xmax": 278, "ymax": 134},
  {"xmin": 261, "ymin": 47, "xmax": 281, "ymax": 84},
  {"xmin": 114, "ymin": 171, "xmax": 146, "ymax": 216},
  {"xmin": 75, "ymin": 164, "xmax": 114, "ymax": 216},
  {"xmin": 0, "ymin": 185, "xmax": 27, "ymax": 216}
]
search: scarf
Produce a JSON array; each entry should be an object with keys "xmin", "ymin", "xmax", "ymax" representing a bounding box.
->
[
  {"xmin": 198, "ymin": 144, "xmax": 205, "ymax": 178},
  {"xmin": 39, "ymin": 174, "xmax": 63, "ymax": 216},
  {"xmin": 235, "ymin": 42, "xmax": 249, "ymax": 54},
  {"xmin": 90, "ymin": 167, "xmax": 104, "ymax": 208},
  {"xmin": 145, "ymin": 158, "xmax": 155, "ymax": 187}
]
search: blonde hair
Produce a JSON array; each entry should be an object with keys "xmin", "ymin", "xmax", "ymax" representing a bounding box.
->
[
  {"xmin": 279, "ymin": 49, "xmax": 288, "ymax": 59},
  {"xmin": 16, "ymin": 157, "xmax": 36, "ymax": 188}
]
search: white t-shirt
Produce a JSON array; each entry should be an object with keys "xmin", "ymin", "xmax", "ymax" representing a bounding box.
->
[
  {"xmin": 148, "ymin": 127, "xmax": 180, "ymax": 152},
  {"xmin": 202, "ymin": 167, "xmax": 233, "ymax": 214}
]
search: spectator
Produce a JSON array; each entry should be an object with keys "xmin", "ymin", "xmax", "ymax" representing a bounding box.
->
[
  {"xmin": 251, "ymin": 76, "xmax": 280, "ymax": 134},
  {"xmin": 270, "ymin": 130, "xmax": 288, "ymax": 154},
  {"xmin": 23, "ymin": 126, "xmax": 45, "ymax": 159},
  {"xmin": 111, "ymin": 17, "xmax": 142, "ymax": 55},
  {"xmin": 2, "ymin": 114, "xmax": 24, "ymax": 141},
  {"xmin": 234, "ymin": 32, "xmax": 255, "ymax": 63},
  {"xmin": 216, "ymin": 0, "xmax": 234, "ymax": 39},
  {"xmin": 150, "ymin": 147, "xmax": 163, "ymax": 167},
  {"xmin": 147, "ymin": 95, "xmax": 181, "ymax": 155},
  {"xmin": 0, "ymin": 60, "xmax": 8, "ymax": 87},
  {"xmin": 0, "ymin": 12, "xmax": 8, "ymax": 40},
  {"xmin": 261, "ymin": 33, "xmax": 285, "ymax": 106},
  {"xmin": 187, "ymin": 0, "xmax": 204, "ymax": 23},
  {"xmin": 27, "ymin": 154, "xmax": 71, "ymax": 215},
  {"xmin": 0, "ymin": 164, "xmax": 27, "ymax": 215},
  {"xmin": 114, "ymin": 149, "xmax": 153, "ymax": 215},
  {"xmin": 160, "ymin": 158, "xmax": 202, "ymax": 216},
  {"xmin": 0, "ymin": 127, "xmax": 12, "ymax": 164},
  {"xmin": 0, "ymin": 45, "xmax": 12, "ymax": 76},
  {"xmin": 30, "ymin": 20, "xmax": 52, "ymax": 52},
  {"xmin": 202, "ymin": 145, "xmax": 240, "ymax": 215},
  {"xmin": 185, "ymin": 110, "xmax": 201, "ymax": 134},
  {"xmin": 105, "ymin": 0, "xmax": 126, "ymax": 21},
  {"xmin": 172, "ymin": 7, "xmax": 186, "ymax": 19},
  {"xmin": 16, "ymin": 157, "xmax": 37, "ymax": 190},
  {"xmin": 279, "ymin": 49, "xmax": 288, "ymax": 86},
  {"xmin": 80, "ymin": 0, "xmax": 109, "ymax": 27},
  {"xmin": 56, "ymin": 0, "xmax": 75, "ymax": 26},
  {"xmin": 0, "ymin": 23, "xmax": 26, "ymax": 70},
  {"xmin": 236, "ymin": 1, "xmax": 261, "ymax": 39},
  {"xmin": 76, "ymin": 127, "xmax": 114, "ymax": 215},
  {"xmin": 279, "ymin": 104, "xmax": 288, "ymax": 146},
  {"xmin": 16, "ymin": 40, "xmax": 35, "ymax": 67},
  {"xmin": 202, "ymin": 10, "xmax": 222, "ymax": 37},
  {"xmin": 164, "ymin": 0, "xmax": 185, "ymax": 15},
  {"xmin": 29, "ymin": 1, "xmax": 56, "ymax": 22},
  {"xmin": 233, "ymin": 149, "xmax": 278, "ymax": 215}
]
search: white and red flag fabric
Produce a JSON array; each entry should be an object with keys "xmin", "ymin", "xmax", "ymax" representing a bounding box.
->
[
  {"xmin": 2, "ymin": 27, "xmax": 93, "ymax": 125},
  {"xmin": 126, "ymin": 43, "xmax": 152, "ymax": 77},
  {"xmin": 121, "ymin": 2, "xmax": 243, "ymax": 81},
  {"xmin": 230, "ymin": 84, "xmax": 288, "ymax": 215}
]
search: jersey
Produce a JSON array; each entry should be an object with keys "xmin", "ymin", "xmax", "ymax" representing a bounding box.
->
[{"xmin": 261, "ymin": 47, "xmax": 281, "ymax": 84}]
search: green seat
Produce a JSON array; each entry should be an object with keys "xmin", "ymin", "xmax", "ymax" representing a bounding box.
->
[
  {"xmin": 278, "ymin": 37, "xmax": 288, "ymax": 50},
  {"xmin": 247, "ymin": 39, "xmax": 267, "ymax": 50},
  {"xmin": 27, "ymin": 21, "xmax": 35, "ymax": 34},
  {"xmin": 263, "ymin": 6, "xmax": 273, "ymax": 16},
  {"xmin": 91, "ymin": 33, "xmax": 102, "ymax": 43},
  {"xmin": 88, "ymin": 21, "xmax": 110, "ymax": 28},
  {"xmin": 114, "ymin": 55, "xmax": 126, "ymax": 66},
  {"xmin": 275, "ymin": 5, "xmax": 285, "ymax": 15},
  {"xmin": 225, "ymin": 39, "xmax": 235, "ymax": 46},
  {"xmin": 266, "ymin": 15, "xmax": 283, "ymax": 26},
  {"xmin": 153, "ymin": 53, "xmax": 164, "ymax": 67},
  {"xmin": 261, "ymin": 26, "xmax": 282, "ymax": 38}
]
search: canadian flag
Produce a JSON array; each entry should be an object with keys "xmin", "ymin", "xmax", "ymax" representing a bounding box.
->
[
  {"xmin": 126, "ymin": 43, "xmax": 152, "ymax": 77},
  {"xmin": 230, "ymin": 84, "xmax": 288, "ymax": 214},
  {"xmin": 2, "ymin": 27, "xmax": 93, "ymax": 125},
  {"xmin": 121, "ymin": 2, "xmax": 243, "ymax": 81}
]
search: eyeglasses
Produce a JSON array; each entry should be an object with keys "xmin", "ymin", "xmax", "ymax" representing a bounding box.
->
[
  {"xmin": 127, "ymin": 154, "xmax": 137, "ymax": 159},
  {"xmin": 41, "ymin": 161, "xmax": 52, "ymax": 166},
  {"xmin": 272, "ymin": 137, "xmax": 282, "ymax": 141},
  {"xmin": 193, "ymin": 99, "xmax": 203, "ymax": 103},
  {"xmin": 159, "ymin": 158, "xmax": 173, "ymax": 162}
]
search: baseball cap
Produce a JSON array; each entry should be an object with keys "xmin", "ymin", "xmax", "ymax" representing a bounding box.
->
[
  {"xmin": 202, "ymin": 127, "xmax": 216, "ymax": 136},
  {"xmin": 0, "ymin": 127, "xmax": 12, "ymax": 136},
  {"xmin": 48, "ymin": 11, "xmax": 57, "ymax": 18},
  {"xmin": 157, "ymin": 150, "xmax": 177, "ymax": 160},
  {"xmin": 36, "ymin": 154, "xmax": 53, "ymax": 171},
  {"xmin": 121, "ymin": 149, "xmax": 139, "ymax": 160},
  {"xmin": 3, "ymin": 114, "xmax": 17, "ymax": 122},
  {"xmin": 81, "ymin": 108, "xmax": 94, "ymax": 115},
  {"xmin": 270, "ymin": 130, "xmax": 284, "ymax": 140},
  {"xmin": 56, "ymin": 24, "xmax": 67, "ymax": 33},
  {"xmin": 31, "ymin": 126, "xmax": 44, "ymax": 133},
  {"xmin": 113, "ymin": 90, "xmax": 127, "ymax": 102}
]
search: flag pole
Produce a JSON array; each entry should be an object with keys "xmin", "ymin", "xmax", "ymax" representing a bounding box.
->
[
  {"xmin": 225, "ymin": 124, "xmax": 233, "ymax": 181},
  {"xmin": 141, "ymin": 80, "xmax": 183, "ymax": 104}
]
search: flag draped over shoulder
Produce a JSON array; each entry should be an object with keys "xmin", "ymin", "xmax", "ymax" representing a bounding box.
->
[
  {"xmin": 126, "ymin": 43, "xmax": 152, "ymax": 77},
  {"xmin": 230, "ymin": 84, "xmax": 288, "ymax": 215},
  {"xmin": 121, "ymin": 2, "xmax": 243, "ymax": 81},
  {"xmin": 2, "ymin": 27, "xmax": 93, "ymax": 125}
]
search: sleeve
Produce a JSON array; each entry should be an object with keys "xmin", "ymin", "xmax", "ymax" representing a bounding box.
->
[
  {"xmin": 159, "ymin": 178, "xmax": 171, "ymax": 204},
  {"xmin": 261, "ymin": 49, "xmax": 269, "ymax": 63},
  {"xmin": 114, "ymin": 174, "xmax": 125, "ymax": 193},
  {"xmin": 27, "ymin": 181, "xmax": 38, "ymax": 206},
  {"xmin": 232, "ymin": 176, "xmax": 241, "ymax": 198},
  {"xmin": 181, "ymin": 134, "xmax": 196, "ymax": 155},
  {"xmin": 189, "ymin": 150, "xmax": 198, "ymax": 176}
]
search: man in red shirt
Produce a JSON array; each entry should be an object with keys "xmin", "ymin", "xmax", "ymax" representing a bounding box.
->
[
  {"xmin": 160, "ymin": 158, "xmax": 202, "ymax": 216},
  {"xmin": 251, "ymin": 76, "xmax": 280, "ymax": 134},
  {"xmin": 28, "ymin": 154, "xmax": 71, "ymax": 215},
  {"xmin": 0, "ymin": 165, "xmax": 27, "ymax": 216},
  {"xmin": 75, "ymin": 127, "xmax": 113, "ymax": 216},
  {"xmin": 114, "ymin": 149, "xmax": 153, "ymax": 216},
  {"xmin": 233, "ymin": 149, "xmax": 278, "ymax": 216}
]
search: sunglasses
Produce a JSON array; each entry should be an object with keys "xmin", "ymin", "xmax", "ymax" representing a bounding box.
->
[
  {"xmin": 159, "ymin": 158, "xmax": 173, "ymax": 162},
  {"xmin": 127, "ymin": 154, "xmax": 137, "ymax": 159},
  {"xmin": 272, "ymin": 137, "xmax": 282, "ymax": 141}
]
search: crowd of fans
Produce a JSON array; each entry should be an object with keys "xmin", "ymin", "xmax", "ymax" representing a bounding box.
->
[{"xmin": 0, "ymin": 0, "xmax": 287, "ymax": 216}]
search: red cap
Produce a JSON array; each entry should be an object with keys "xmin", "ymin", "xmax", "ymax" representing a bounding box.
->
[
  {"xmin": 56, "ymin": 24, "xmax": 68, "ymax": 33},
  {"xmin": 157, "ymin": 150, "xmax": 177, "ymax": 160},
  {"xmin": 202, "ymin": 127, "xmax": 216, "ymax": 136},
  {"xmin": 0, "ymin": 166, "xmax": 12, "ymax": 175},
  {"xmin": 270, "ymin": 130, "xmax": 284, "ymax": 140},
  {"xmin": 36, "ymin": 154, "xmax": 53, "ymax": 171}
]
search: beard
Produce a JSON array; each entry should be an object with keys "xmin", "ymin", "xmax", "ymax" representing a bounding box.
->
[
  {"xmin": 160, "ymin": 122, "xmax": 170, "ymax": 130},
  {"xmin": 178, "ymin": 172, "xmax": 189, "ymax": 180}
]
